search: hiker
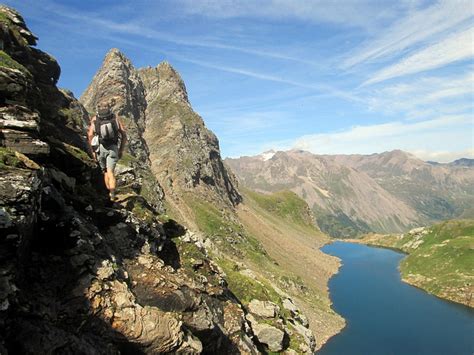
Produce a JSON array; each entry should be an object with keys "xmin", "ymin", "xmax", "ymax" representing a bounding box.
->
[{"xmin": 87, "ymin": 101, "xmax": 127, "ymax": 201}]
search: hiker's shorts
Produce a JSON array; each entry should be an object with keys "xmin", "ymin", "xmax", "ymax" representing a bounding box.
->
[{"xmin": 98, "ymin": 143, "xmax": 118, "ymax": 172}]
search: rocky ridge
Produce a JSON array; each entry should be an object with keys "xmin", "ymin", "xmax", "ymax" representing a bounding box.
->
[
  {"xmin": 226, "ymin": 149, "xmax": 474, "ymax": 237},
  {"xmin": 0, "ymin": 7, "xmax": 257, "ymax": 353},
  {"xmin": 326, "ymin": 150, "xmax": 474, "ymax": 222},
  {"xmin": 226, "ymin": 150, "xmax": 421, "ymax": 237},
  {"xmin": 1, "ymin": 6, "xmax": 321, "ymax": 354},
  {"xmin": 81, "ymin": 47, "xmax": 320, "ymax": 354}
]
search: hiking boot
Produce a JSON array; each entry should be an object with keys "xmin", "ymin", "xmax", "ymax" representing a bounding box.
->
[{"xmin": 109, "ymin": 190, "xmax": 117, "ymax": 202}]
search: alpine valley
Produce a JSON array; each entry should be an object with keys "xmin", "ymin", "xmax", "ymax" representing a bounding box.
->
[{"xmin": 0, "ymin": 5, "xmax": 472, "ymax": 355}]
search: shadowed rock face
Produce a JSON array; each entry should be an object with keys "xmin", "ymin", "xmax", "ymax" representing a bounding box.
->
[
  {"xmin": 0, "ymin": 6, "xmax": 257, "ymax": 354},
  {"xmin": 0, "ymin": 5, "xmax": 88, "ymax": 154}
]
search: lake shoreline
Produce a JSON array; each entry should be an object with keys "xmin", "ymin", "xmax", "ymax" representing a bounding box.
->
[
  {"xmin": 313, "ymin": 243, "xmax": 347, "ymax": 351},
  {"xmin": 317, "ymin": 241, "xmax": 474, "ymax": 355},
  {"xmin": 342, "ymin": 235, "xmax": 473, "ymax": 308}
]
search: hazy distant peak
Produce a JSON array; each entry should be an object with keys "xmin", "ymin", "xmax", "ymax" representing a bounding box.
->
[
  {"xmin": 259, "ymin": 150, "xmax": 276, "ymax": 161},
  {"xmin": 449, "ymin": 158, "xmax": 474, "ymax": 167},
  {"xmin": 382, "ymin": 149, "xmax": 415, "ymax": 158}
]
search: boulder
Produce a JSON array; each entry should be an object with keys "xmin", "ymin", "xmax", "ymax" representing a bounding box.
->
[
  {"xmin": 248, "ymin": 299, "xmax": 279, "ymax": 318},
  {"xmin": 282, "ymin": 297, "xmax": 298, "ymax": 314},
  {"xmin": 291, "ymin": 321, "xmax": 316, "ymax": 353},
  {"xmin": 247, "ymin": 314, "xmax": 286, "ymax": 352},
  {"xmin": 253, "ymin": 323, "xmax": 286, "ymax": 352}
]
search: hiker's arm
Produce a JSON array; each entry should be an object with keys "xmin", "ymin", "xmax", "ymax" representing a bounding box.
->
[
  {"xmin": 117, "ymin": 117, "xmax": 127, "ymax": 159},
  {"xmin": 87, "ymin": 116, "xmax": 97, "ymax": 160}
]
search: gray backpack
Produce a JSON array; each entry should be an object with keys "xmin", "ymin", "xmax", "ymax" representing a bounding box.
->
[{"xmin": 95, "ymin": 110, "xmax": 119, "ymax": 145}]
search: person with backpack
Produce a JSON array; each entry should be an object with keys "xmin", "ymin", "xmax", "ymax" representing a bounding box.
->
[{"xmin": 87, "ymin": 101, "xmax": 127, "ymax": 202}]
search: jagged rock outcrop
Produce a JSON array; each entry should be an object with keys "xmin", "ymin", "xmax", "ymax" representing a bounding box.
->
[
  {"xmin": 81, "ymin": 52, "xmax": 241, "ymax": 211},
  {"xmin": 138, "ymin": 63, "xmax": 241, "ymax": 207},
  {"xmin": 80, "ymin": 49, "xmax": 164, "ymax": 212},
  {"xmin": 81, "ymin": 48, "xmax": 148, "ymax": 163},
  {"xmin": 0, "ymin": 7, "xmax": 260, "ymax": 354},
  {"xmin": 0, "ymin": 5, "xmax": 87, "ymax": 156},
  {"xmin": 247, "ymin": 314, "xmax": 286, "ymax": 352}
]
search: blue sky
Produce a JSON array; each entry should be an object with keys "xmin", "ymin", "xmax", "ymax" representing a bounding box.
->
[{"xmin": 5, "ymin": 0, "xmax": 473, "ymax": 162}]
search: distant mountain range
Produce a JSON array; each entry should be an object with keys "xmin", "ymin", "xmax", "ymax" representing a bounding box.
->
[{"xmin": 225, "ymin": 150, "xmax": 474, "ymax": 237}]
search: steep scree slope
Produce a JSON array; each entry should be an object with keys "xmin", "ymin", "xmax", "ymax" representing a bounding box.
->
[{"xmin": 326, "ymin": 150, "xmax": 474, "ymax": 222}]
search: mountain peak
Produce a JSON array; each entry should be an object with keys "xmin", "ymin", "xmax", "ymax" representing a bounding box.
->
[
  {"xmin": 103, "ymin": 47, "xmax": 130, "ymax": 63},
  {"xmin": 138, "ymin": 61, "xmax": 189, "ymax": 104},
  {"xmin": 80, "ymin": 48, "xmax": 145, "ymax": 111},
  {"xmin": 138, "ymin": 60, "xmax": 241, "ymax": 206},
  {"xmin": 80, "ymin": 48, "xmax": 149, "ymax": 161}
]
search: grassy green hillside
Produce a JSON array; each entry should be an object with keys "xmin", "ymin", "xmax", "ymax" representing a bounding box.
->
[
  {"xmin": 244, "ymin": 189, "xmax": 317, "ymax": 231},
  {"xmin": 358, "ymin": 220, "xmax": 474, "ymax": 307}
]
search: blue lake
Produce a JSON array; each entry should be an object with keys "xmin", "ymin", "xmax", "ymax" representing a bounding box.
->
[{"xmin": 319, "ymin": 242, "xmax": 474, "ymax": 355}]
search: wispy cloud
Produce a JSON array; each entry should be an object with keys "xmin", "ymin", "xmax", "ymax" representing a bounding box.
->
[
  {"xmin": 74, "ymin": 28, "xmax": 362, "ymax": 105},
  {"xmin": 28, "ymin": 0, "xmax": 319, "ymax": 67},
  {"xmin": 207, "ymin": 111, "xmax": 287, "ymax": 136},
  {"xmin": 163, "ymin": 56, "xmax": 363, "ymax": 103},
  {"xmin": 291, "ymin": 115, "xmax": 473, "ymax": 161},
  {"xmin": 344, "ymin": 0, "xmax": 474, "ymax": 68},
  {"xmin": 176, "ymin": 0, "xmax": 402, "ymax": 29},
  {"xmin": 363, "ymin": 27, "xmax": 474, "ymax": 85},
  {"xmin": 365, "ymin": 70, "xmax": 474, "ymax": 118}
]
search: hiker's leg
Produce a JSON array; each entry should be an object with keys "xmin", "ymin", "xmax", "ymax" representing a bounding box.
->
[
  {"xmin": 98, "ymin": 145, "xmax": 108, "ymax": 189},
  {"xmin": 106, "ymin": 169, "xmax": 116, "ymax": 191},
  {"xmin": 103, "ymin": 171, "xmax": 111, "ymax": 190},
  {"xmin": 106, "ymin": 146, "xmax": 118, "ymax": 200}
]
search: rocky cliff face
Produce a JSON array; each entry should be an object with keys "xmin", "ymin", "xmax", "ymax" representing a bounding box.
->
[
  {"xmin": 81, "ymin": 54, "xmax": 241, "ymax": 211},
  {"xmin": 1, "ymin": 6, "xmax": 319, "ymax": 354},
  {"xmin": 138, "ymin": 63, "xmax": 241, "ymax": 208},
  {"xmin": 0, "ymin": 5, "xmax": 87, "ymax": 155}
]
